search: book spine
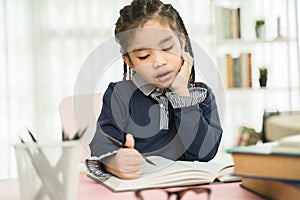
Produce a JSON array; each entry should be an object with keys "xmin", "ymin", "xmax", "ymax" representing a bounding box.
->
[
  {"xmin": 247, "ymin": 53, "xmax": 252, "ymax": 88},
  {"xmin": 230, "ymin": 8, "xmax": 241, "ymax": 39},
  {"xmin": 240, "ymin": 53, "xmax": 248, "ymax": 88},
  {"xmin": 239, "ymin": 52, "xmax": 252, "ymax": 88},
  {"xmin": 223, "ymin": 8, "xmax": 231, "ymax": 39},
  {"xmin": 237, "ymin": 8, "xmax": 241, "ymax": 38},
  {"xmin": 226, "ymin": 54, "xmax": 234, "ymax": 88},
  {"xmin": 233, "ymin": 57, "xmax": 241, "ymax": 87}
]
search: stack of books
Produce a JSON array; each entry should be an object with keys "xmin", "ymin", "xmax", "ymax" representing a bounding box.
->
[
  {"xmin": 215, "ymin": 6, "xmax": 241, "ymax": 40},
  {"xmin": 227, "ymin": 135, "xmax": 300, "ymax": 200},
  {"xmin": 226, "ymin": 53, "xmax": 252, "ymax": 89}
]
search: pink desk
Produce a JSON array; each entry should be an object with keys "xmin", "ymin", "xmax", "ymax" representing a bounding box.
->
[{"xmin": 0, "ymin": 175, "xmax": 264, "ymax": 200}]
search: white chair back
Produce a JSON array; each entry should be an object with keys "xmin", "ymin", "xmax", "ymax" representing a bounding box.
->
[{"xmin": 59, "ymin": 93, "xmax": 102, "ymax": 161}]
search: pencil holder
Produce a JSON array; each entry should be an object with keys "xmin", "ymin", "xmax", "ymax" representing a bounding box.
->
[{"xmin": 14, "ymin": 141, "xmax": 81, "ymax": 200}]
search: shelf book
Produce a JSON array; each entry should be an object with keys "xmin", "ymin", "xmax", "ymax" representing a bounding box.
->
[
  {"xmin": 241, "ymin": 178, "xmax": 300, "ymax": 200},
  {"xmin": 226, "ymin": 141, "xmax": 300, "ymax": 181},
  {"xmin": 215, "ymin": 6, "xmax": 241, "ymax": 40},
  {"xmin": 87, "ymin": 156, "xmax": 241, "ymax": 192}
]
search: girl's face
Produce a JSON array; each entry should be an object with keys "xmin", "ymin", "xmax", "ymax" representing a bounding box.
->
[{"xmin": 123, "ymin": 20, "xmax": 184, "ymax": 89}]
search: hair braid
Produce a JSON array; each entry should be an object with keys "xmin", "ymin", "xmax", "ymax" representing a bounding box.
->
[
  {"xmin": 168, "ymin": 5, "xmax": 195, "ymax": 84},
  {"xmin": 123, "ymin": 62, "xmax": 128, "ymax": 81}
]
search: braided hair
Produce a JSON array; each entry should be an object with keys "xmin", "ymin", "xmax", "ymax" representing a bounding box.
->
[{"xmin": 115, "ymin": 0, "xmax": 195, "ymax": 84}]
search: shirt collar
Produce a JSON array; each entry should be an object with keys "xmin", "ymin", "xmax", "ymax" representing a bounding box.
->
[{"xmin": 132, "ymin": 73, "xmax": 156, "ymax": 96}]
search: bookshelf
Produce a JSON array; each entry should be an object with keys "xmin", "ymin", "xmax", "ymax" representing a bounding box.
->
[{"xmin": 210, "ymin": 0, "xmax": 300, "ymax": 148}]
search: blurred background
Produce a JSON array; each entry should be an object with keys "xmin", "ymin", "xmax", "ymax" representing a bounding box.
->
[{"xmin": 1, "ymin": 0, "xmax": 299, "ymax": 179}]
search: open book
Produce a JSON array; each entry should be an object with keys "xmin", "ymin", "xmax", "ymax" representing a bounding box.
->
[{"xmin": 87, "ymin": 156, "xmax": 241, "ymax": 192}]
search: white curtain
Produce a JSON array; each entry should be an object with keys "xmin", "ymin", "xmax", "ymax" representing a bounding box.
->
[{"xmin": 0, "ymin": 0, "xmax": 132, "ymax": 179}]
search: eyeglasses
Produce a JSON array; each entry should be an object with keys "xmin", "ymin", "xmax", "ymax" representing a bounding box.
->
[{"xmin": 135, "ymin": 187, "xmax": 211, "ymax": 200}]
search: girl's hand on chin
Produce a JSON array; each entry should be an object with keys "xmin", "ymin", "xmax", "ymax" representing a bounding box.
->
[{"xmin": 170, "ymin": 50, "xmax": 193, "ymax": 96}]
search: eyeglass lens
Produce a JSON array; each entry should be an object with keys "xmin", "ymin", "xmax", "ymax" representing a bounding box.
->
[{"xmin": 135, "ymin": 187, "xmax": 210, "ymax": 200}]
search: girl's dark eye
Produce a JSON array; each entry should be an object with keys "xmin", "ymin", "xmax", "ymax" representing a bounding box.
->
[
  {"xmin": 138, "ymin": 55, "xmax": 149, "ymax": 60},
  {"xmin": 163, "ymin": 44, "xmax": 174, "ymax": 51}
]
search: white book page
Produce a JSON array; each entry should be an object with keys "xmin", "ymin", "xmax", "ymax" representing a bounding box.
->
[{"xmin": 102, "ymin": 156, "xmax": 237, "ymax": 191}]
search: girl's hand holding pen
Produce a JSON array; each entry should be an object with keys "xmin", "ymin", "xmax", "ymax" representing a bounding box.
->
[{"xmin": 103, "ymin": 134, "xmax": 144, "ymax": 179}]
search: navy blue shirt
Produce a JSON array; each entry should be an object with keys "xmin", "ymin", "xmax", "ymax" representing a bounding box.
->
[{"xmin": 89, "ymin": 77, "xmax": 222, "ymax": 162}]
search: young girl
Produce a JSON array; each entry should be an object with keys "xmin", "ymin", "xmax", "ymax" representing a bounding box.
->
[{"xmin": 88, "ymin": 0, "xmax": 222, "ymax": 179}]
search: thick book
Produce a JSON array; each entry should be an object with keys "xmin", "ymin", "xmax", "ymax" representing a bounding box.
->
[
  {"xmin": 247, "ymin": 53, "xmax": 252, "ymax": 88},
  {"xmin": 227, "ymin": 142, "xmax": 300, "ymax": 181},
  {"xmin": 239, "ymin": 53, "xmax": 252, "ymax": 88},
  {"xmin": 229, "ymin": 8, "xmax": 241, "ymax": 39},
  {"xmin": 226, "ymin": 54, "xmax": 234, "ymax": 88},
  {"xmin": 233, "ymin": 57, "xmax": 241, "ymax": 87},
  {"xmin": 241, "ymin": 177, "xmax": 300, "ymax": 200},
  {"xmin": 87, "ymin": 156, "xmax": 241, "ymax": 192}
]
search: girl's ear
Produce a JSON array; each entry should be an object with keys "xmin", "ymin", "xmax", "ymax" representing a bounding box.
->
[{"xmin": 122, "ymin": 55, "xmax": 134, "ymax": 69}]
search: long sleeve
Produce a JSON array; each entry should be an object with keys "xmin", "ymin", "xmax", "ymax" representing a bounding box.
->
[
  {"xmin": 166, "ymin": 83, "xmax": 223, "ymax": 161},
  {"xmin": 87, "ymin": 82, "xmax": 131, "ymax": 178},
  {"xmin": 89, "ymin": 82, "xmax": 128, "ymax": 157},
  {"xmin": 89, "ymin": 81, "xmax": 222, "ymax": 162}
]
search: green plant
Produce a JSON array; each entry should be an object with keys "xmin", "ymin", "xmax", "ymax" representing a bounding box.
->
[
  {"xmin": 256, "ymin": 19, "xmax": 265, "ymax": 26},
  {"xmin": 259, "ymin": 67, "xmax": 268, "ymax": 78}
]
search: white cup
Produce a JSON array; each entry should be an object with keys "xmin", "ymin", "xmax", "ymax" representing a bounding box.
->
[{"xmin": 14, "ymin": 141, "xmax": 81, "ymax": 200}]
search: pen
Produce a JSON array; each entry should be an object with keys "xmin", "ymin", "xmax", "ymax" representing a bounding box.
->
[
  {"xmin": 62, "ymin": 126, "xmax": 88, "ymax": 141},
  {"xmin": 72, "ymin": 126, "xmax": 88, "ymax": 140},
  {"xmin": 101, "ymin": 131, "xmax": 156, "ymax": 166}
]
